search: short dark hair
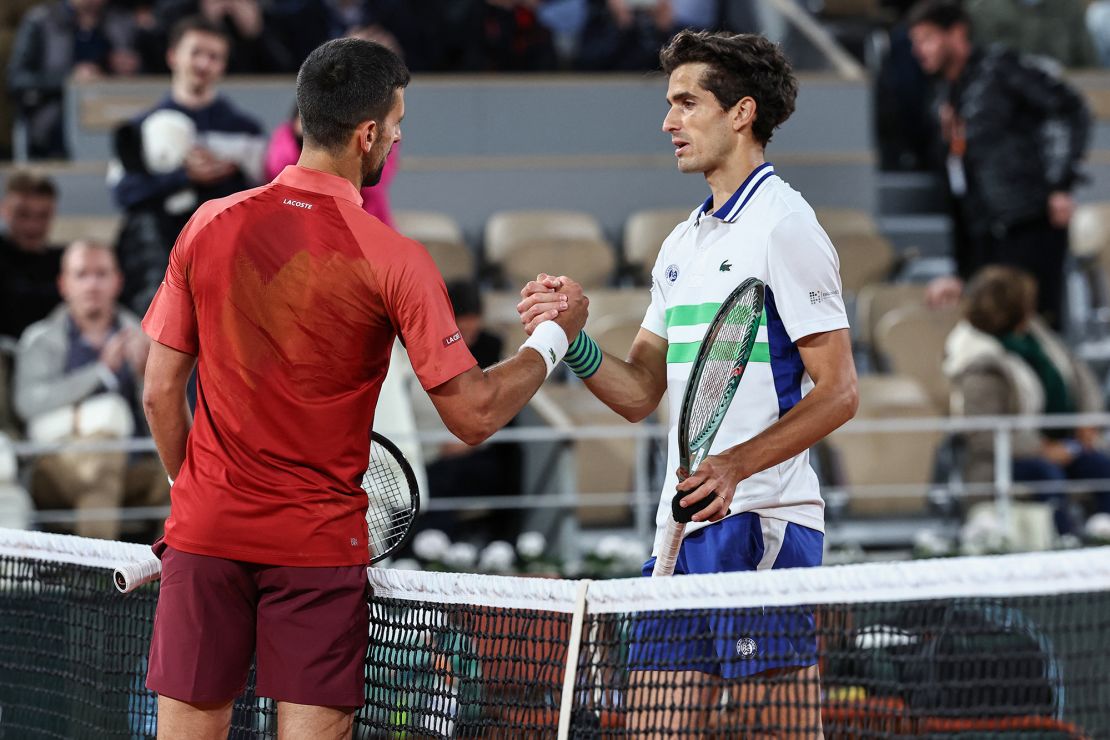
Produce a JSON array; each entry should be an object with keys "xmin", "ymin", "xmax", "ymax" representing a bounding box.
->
[
  {"xmin": 906, "ymin": 0, "xmax": 971, "ymax": 31},
  {"xmin": 4, "ymin": 169, "xmax": 57, "ymax": 199},
  {"xmin": 296, "ymin": 38, "xmax": 411, "ymax": 152},
  {"xmin": 964, "ymin": 265, "xmax": 1037, "ymax": 337},
  {"xmin": 660, "ymin": 30, "xmax": 797, "ymax": 146},
  {"xmin": 168, "ymin": 15, "xmax": 229, "ymax": 50},
  {"xmin": 446, "ymin": 280, "xmax": 483, "ymax": 318}
]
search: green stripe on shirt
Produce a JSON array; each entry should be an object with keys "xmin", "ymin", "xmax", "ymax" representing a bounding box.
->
[
  {"xmin": 667, "ymin": 341, "xmax": 771, "ymax": 364},
  {"xmin": 665, "ymin": 302, "xmax": 768, "ymax": 329}
]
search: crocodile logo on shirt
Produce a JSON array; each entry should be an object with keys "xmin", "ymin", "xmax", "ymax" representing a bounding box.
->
[{"xmin": 719, "ymin": 260, "xmax": 732, "ymax": 272}]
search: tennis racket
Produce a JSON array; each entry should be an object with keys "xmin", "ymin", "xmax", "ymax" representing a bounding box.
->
[
  {"xmin": 114, "ymin": 430, "xmax": 419, "ymax": 592},
  {"xmin": 652, "ymin": 277, "xmax": 765, "ymax": 578}
]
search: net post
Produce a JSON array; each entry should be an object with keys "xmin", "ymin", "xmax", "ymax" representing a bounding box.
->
[{"xmin": 557, "ymin": 578, "xmax": 592, "ymax": 740}]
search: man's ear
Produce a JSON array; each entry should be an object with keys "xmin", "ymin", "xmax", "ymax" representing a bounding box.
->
[
  {"xmin": 732, "ymin": 96, "xmax": 757, "ymax": 133},
  {"xmin": 355, "ymin": 119, "xmax": 378, "ymax": 154}
]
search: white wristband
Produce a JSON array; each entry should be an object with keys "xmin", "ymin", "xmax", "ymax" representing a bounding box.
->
[{"xmin": 520, "ymin": 321, "xmax": 570, "ymax": 377}]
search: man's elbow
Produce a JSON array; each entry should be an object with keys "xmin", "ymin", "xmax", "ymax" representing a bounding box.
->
[
  {"xmin": 446, "ymin": 411, "xmax": 498, "ymax": 447},
  {"xmin": 838, "ymin": 379, "xmax": 860, "ymax": 426},
  {"xmin": 142, "ymin": 383, "xmax": 175, "ymax": 420}
]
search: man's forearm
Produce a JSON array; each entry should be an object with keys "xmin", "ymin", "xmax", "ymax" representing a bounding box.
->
[
  {"xmin": 145, "ymin": 395, "xmax": 191, "ymax": 478},
  {"xmin": 724, "ymin": 381, "xmax": 857, "ymax": 479},
  {"xmin": 582, "ymin": 351, "xmax": 667, "ymax": 423}
]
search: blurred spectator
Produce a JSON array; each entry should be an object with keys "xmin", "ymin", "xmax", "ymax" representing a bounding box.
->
[
  {"xmin": 577, "ymin": 0, "xmax": 677, "ymax": 70},
  {"xmin": 1, "ymin": 0, "xmax": 47, "ymax": 161},
  {"xmin": 108, "ymin": 15, "xmax": 265, "ymax": 315},
  {"xmin": 0, "ymin": 170, "xmax": 63, "ymax": 340},
  {"xmin": 415, "ymin": 280, "xmax": 522, "ymax": 543},
  {"xmin": 13, "ymin": 240, "xmax": 169, "ymax": 541},
  {"xmin": 479, "ymin": 0, "xmax": 558, "ymax": 71},
  {"xmin": 967, "ymin": 0, "xmax": 1096, "ymax": 69},
  {"xmin": 908, "ymin": 0, "xmax": 1090, "ymax": 329},
  {"xmin": 1089, "ymin": 1, "xmax": 1110, "ymax": 68},
  {"xmin": 8, "ymin": 0, "xmax": 139, "ymax": 159},
  {"xmin": 263, "ymin": 104, "xmax": 399, "ymax": 227},
  {"xmin": 944, "ymin": 266, "xmax": 1110, "ymax": 536},
  {"xmin": 156, "ymin": 0, "xmax": 293, "ymax": 74}
]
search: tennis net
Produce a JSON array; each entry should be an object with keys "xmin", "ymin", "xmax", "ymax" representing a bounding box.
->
[{"xmin": 2, "ymin": 528, "xmax": 1110, "ymax": 738}]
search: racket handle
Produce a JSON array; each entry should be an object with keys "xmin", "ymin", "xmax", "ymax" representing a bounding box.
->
[
  {"xmin": 652, "ymin": 519, "xmax": 685, "ymax": 577},
  {"xmin": 114, "ymin": 557, "xmax": 162, "ymax": 593}
]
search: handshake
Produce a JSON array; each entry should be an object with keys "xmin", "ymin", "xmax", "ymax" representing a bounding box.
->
[{"xmin": 515, "ymin": 273, "xmax": 590, "ymax": 342}]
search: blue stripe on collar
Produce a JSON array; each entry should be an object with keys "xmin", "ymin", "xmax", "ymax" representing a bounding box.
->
[
  {"xmin": 696, "ymin": 163, "xmax": 776, "ymax": 222},
  {"xmin": 723, "ymin": 164, "xmax": 775, "ymax": 222}
]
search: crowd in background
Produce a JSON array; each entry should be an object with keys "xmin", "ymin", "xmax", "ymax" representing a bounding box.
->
[{"xmin": 3, "ymin": 0, "xmax": 1110, "ymax": 551}]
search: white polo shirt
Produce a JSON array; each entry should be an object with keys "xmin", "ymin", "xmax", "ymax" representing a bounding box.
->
[{"xmin": 642, "ymin": 163, "xmax": 849, "ymax": 553}]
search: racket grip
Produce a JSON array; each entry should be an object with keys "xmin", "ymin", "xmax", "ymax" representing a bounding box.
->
[
  {"xmin": 114, "ymin": 557, "xmax": 162, "ymax": 594},
  {"xmin": 652, "ymin": 519, "xmax": 685, "ymax": 577}
]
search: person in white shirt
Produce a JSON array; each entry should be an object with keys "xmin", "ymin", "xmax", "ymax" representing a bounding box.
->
[{"xmin": 518, "ymin": 29, "xmax": 858, "ymax": 737}]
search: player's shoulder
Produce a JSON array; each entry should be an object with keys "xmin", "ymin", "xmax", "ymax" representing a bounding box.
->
[
  {"xmin": 760, "ymin": 177, "xmax": 820, "ymax": 229},
  {"xmin": 334, "ymin": 200, "xmax": 431, "ymax": 261}
]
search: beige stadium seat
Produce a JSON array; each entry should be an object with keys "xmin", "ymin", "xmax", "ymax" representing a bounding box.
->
[
  {"xmin": 393, "ymin": 210, "xmax": 474, "ymax": 282},
  {"xmin": 854, "ymin": 282, "xmax": 927, "ymax": 366},
  {"xmin": 826, "ymin": 374, "xmax": 942, "ymax": 516},
  {"xmin": 814, "ymin": 207, "xmax": 880, "ymax": 237},
  {"xmin": 623, "ymin": 207, "xmax": 690, "ymax": 282},
  {"xmin": 834, "ymin": 233, "xmax": 897, "ymax": 296},
  {"xmin": 485, "ymin": 210, "xmax": 615, "ymax": 287},
  {"xmin": 482, "ymin": 289, "xmax": 529, "ymax": 358},
  {"xmin": 531, "ymin": 383, "xmax": 638, "ymax": 526},
  {"xmin": 49, "ymin": 215, "xmax": 122, "ymax": 246},
  {"xmin": 590, "ymin": 314, "xmax": 643, "ymax": 359},
  {"xmin": 1072, "ymin": 202, "xmax": 1110, "ymax": 273},
  {"xmin": 482, "ymin": 287, "xmax": 651, "ymax": 361},
  {"xmin": 498, "ymin": 237, "xmax": 616, "ymax": 288},
  {"xmin": 874, "ymin": 304, "xmax": 960, "ymax": 413}
]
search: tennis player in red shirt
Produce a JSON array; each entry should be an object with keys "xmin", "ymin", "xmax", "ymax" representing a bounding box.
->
[{"xmin": 141, "ymin": 38, "xmax": 587, "ymax": 739}]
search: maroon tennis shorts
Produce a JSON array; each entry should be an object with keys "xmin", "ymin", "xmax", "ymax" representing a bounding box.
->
[{"xmin": 145, "ymin": 543, "xmax": 370, "ymax": 708}]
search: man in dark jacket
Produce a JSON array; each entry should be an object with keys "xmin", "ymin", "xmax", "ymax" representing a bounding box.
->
[
  {"xmin": 908, "ymin": 0, "xmax": 1090, "ymax": 329},
  {"xmin": 108, "ymin": 14, "xmax": 264, "ymax": 315}
]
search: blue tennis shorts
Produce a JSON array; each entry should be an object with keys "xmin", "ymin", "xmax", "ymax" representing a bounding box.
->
[{"xmin": 628, "ymin": 512, "xmax": 823, "ymax": 679}]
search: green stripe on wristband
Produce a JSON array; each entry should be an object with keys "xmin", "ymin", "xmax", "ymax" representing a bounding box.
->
[{"xmin": 565, "ymin": 332, "xmax": 603, "ymax": 379}]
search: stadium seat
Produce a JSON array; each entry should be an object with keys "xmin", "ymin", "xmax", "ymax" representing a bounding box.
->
[
  {"xmin": 393, "ymin": 210, "xmax": 473, "ymax": 282},
  {"xmin": 814, "ymin": 207, "xmax": 880, "ymax": 236},
  {"xmin": 531, "ymin": 383, "xmax": 638, "ymax": 526},
  {"xmin": 873, "ymin": 304, "xmax": 960, "ymax": 413},
  {"xmin": 485, "ymin": 210, "xmax": 615, "ymax": 288},
  {"xmin": 590, "ymin": 315, "xmax": 643, "ymax": 359},
  {"xmin": 622, "ymin": 207, "xmax": 690, "ymax": 283},
  {"xmin": 825, "ymin": 374, "xmax": 943, "ymax": 516},
  {"xmin": 854, "ymin": 282, "xmax": 928, "ymax": 369},
  {"xmin": 482, "ymin": 287, "xmax": 651, "ymax": 361},
  {"xmin": 834, "ymin": 233, "xmax": 898, "ymax": 296},
  {"xmin": 49, "ymin": 215, "xmax": 121, "ymax": 247}
]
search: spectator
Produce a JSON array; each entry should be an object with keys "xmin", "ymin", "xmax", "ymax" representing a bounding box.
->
[
  {"xmin": 908, "ymin": 0, "xmax": 1090, "ymax": 329},
  {"xmin": 479, "ymin": 0, "xmax": 558, "ymax": 71},
  {"xmin": 156, "ymin": 0, "xmax": 293, "ymax": 74},
  {"xmin": 13, "ymin": 240, "xmax": 169, "ymax": 541},
  {"xmin": 967, "ymin": 0, "xmax": 1097, "ymax": 69},
  {"xmin": 1, "ymin": 0, "xmax": 47, "ymax": 161},
  {"xmin": 109, "ymin": 15, "xmax": 265, "ymax": 315},
  {"xmin": 263, "ymin": 104, "xmax": 399, "ymax": 227},
  {"xmin": 0, "ymin": 170, "xmax": 63, "ymax": 341},
  {"xmin": 944, "ymin": 265, "xmax": 1110, "ymax": 537},
  {"xmin": 577, "ymin": 0, "xmax": 677, "ymax": 71},
  {"xmin": 8, "ymin": 0, "xmax": 139, "ymax": 159},
  {"xmin": 414, "ymin": 281, "xmax": 523, "ymax": 543}
]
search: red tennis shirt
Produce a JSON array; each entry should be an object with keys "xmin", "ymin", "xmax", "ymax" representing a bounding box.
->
[{"xmin": 143, "ymin": 165, "xmax": 476, "ymax": 566}]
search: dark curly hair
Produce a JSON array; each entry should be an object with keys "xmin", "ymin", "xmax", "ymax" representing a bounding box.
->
[{"xmin": 660, "ymin": 30, "xmax": 797, "ymax": 146}]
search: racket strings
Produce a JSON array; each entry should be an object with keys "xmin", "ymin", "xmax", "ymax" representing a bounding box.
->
[
  {"xmin": 687, "ymin": 290, "xmax": 762, "ymax": 444},
  {"xmin": 364, "ymin": 442, "xmax": 416, "ymax": 556}
]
